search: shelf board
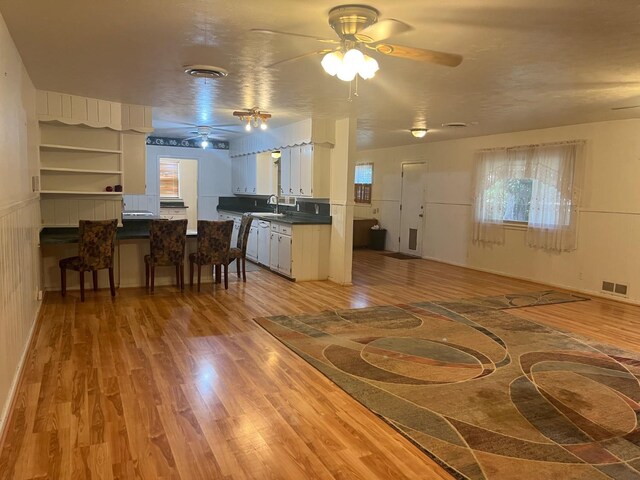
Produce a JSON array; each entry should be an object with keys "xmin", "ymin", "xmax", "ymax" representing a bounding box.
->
[
  {"xmin": 40, "ymin": 144, "xmax": 122, "ymax": 154},
  {"xmin": 40, "ymin": 167, "xmax": 123, "ymax": 175},
  {"xmin": 40, "ymin": 190, "xmax": 123, "ymax": 196}
]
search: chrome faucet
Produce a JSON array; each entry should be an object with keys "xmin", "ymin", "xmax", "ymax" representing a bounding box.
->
[{"xmin": 268, "ymin": 194, "xmax": 279, "ymax": 214}]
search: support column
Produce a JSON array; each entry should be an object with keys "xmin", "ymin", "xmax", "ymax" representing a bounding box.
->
[{"xmin": 328, "ymin": 116, "xmax": 357, "ymax": 285}]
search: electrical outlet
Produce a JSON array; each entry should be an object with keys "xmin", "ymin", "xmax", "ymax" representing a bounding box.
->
[{"xmin": 36, "ymin": 290, "xmax": 43, "ymax": 301}]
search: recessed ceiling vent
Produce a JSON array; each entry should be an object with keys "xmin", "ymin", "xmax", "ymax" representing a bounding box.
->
[
  {"xmin": 184, "ymin": 65, "xmax": 229, "ymax": 79},
  {"xmin": 442, "ymin": 122, "xmax": 468, "ymax": 128}
]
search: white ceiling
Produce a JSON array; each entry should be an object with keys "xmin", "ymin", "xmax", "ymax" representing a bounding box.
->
[{"xmin": 1, "ymin": 0, "xmax": 640, "ymax": 149}]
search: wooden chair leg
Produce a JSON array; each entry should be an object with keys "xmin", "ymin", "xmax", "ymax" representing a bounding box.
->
[
  {"xmin": 175, "ymin": 264, "xmax": 180, "ymax": 288},
  {"xmin": 79, "ymin": 271, "xmax": 85, "ymax": 302},
  {"xmin": 145, "ymin": 260, "xmax": 149, "ymax": 289},
  {"xmin": 108, "ymin": 267, "xmax": 116, "ymax": 297},
  {"xmin": 189, "ymin": 259, "xmax": 194, "ymax": 287},
  {"xmin": 180, "ymin": 264, "xmax": 184, "ymax": 291},
  {"xmin": 197, "ymin": 264, "xmax": 202, "ymax": 292},
  {"xmin": 215, "ymin": 264, "xmax": 222, "ymax": 284},
  {"xmin": 224, "ymin": 263, "xmax": 229, "ymax": 290},
  {"xmin": 236, "ymin": 258, "xmax": 241, "ymax": 278},
  {"xmin": 150, "ymin": 266, "xmax": 155, "ymax": 293},
  {"xmin": 60, "ymin": 267, "xmax": 66, "ymax": 297},
  {"xmin": 242, "ymin": 257, "xmax": 247, "ymax": 282},
  {"xmin": 92, "ymin": 270, "xmax": 98, "ymax": 291}
]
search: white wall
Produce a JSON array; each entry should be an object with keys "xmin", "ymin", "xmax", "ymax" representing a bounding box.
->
[
  {"xmin": 123, "ymin": 145, "xmax": 232, "ymax": 219},
  {"xmin": 0, "ymin": 12, "xmax": 41, "ymax": 434},
  {"xmin": 358, "ymin": 118, "xmax": 640, "ymax": 303}
]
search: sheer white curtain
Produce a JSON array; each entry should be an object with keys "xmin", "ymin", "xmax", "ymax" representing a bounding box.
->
[
  {"xmin": 472, "ymin": 140, "xmax": 584, "ymax": 252},
  {"xmin": 525, "ymin": 142, "xmax": 584, "ymax": 251}
]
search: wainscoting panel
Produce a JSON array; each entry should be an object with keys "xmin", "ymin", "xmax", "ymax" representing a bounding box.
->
[
  {"xmin": 0, "ymin": 198, "xmax": 41, "ymax": 435},
  {"xmin": 41, "ymin": 197, "xmax": 123, "ymax": 226}
]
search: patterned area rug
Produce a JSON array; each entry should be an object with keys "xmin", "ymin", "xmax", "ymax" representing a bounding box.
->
[{"xmin": 256, "ymin": 291, "xmax": 640, "ymax": 479}]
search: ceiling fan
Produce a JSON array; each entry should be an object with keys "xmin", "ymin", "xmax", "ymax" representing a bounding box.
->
[
  {"xmin": 252, "ymin": 4, "xmax": 462, "ymax": 82},
  {"xmin": 232, "ymin": 107, "xmax": 272, "ymax": 132},
  {"xmin": 183, "ymin": 125, "xmax": 236, "ymax": 148}
]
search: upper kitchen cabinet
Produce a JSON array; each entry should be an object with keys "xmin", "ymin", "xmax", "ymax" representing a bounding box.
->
[
  {"xmin": 232, "ymin": 153, "xmax": 277, "ymax": 196},
  {"xmin": 281, "ymin": 144, "xmax": 330, "ymax": 198}
]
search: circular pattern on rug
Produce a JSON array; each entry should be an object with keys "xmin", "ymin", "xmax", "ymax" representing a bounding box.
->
[{"xmin": 361, "ymin": 337, "xmax": 484, "ymax": 383}]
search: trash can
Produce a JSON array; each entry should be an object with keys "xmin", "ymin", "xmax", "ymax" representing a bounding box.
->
[{"xmin": 369, "ymin": 228, "xmax": 387, "ymax": 250}]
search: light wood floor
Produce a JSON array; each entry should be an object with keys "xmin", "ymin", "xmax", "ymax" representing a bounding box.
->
[{"xmin": 2, "ymin": 250, "xmax": 640, "ymax": 479}]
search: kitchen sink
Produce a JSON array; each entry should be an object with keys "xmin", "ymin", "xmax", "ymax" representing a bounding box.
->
[{"xmin": 249, "ymin": 212, "xmax": 286, "ymax": 218}]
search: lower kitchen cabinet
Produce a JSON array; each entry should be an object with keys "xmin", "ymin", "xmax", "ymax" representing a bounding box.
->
[
  {"xmin": 269, "ymin": 221, "xmax": 330, "ymax": 281},
  {"xmin": 246, "ymin": 225, "xmax": 258, "ymax": 261}
]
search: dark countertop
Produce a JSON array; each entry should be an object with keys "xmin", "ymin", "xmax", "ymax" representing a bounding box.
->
[
  {"xmin": 40, "ymin": 221, "xmax": 198, "ymax": 245},
  {"xmin": 218, "ymin": 209, "xmax": 332, "ymax": 225}
]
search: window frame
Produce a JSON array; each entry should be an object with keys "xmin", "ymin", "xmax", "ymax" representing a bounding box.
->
[
  {"xmin": 354, "ymin": 163, "xmax": 373, "ymax": 205},
  {"xmin": 159, "ymin": 159, "xmax": 181, "ymax": 199}
]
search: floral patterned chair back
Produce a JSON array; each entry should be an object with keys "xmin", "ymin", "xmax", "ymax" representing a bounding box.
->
[
  {"xmin": 236, "ymin": 214, "xmax": 254, "ymax": 254},
  {"xmin": 78, "ymin": 219, "xmax": 118, "ymax": 270},
  {"xmin": 149, "ymin": 219, "xmax": 188, "ymax": 265},
  {"xmin": 195, "ymin": 220, "xmax": 234, "ymax": 264}
]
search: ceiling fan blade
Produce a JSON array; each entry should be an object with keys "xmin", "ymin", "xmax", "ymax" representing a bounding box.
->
[
  {"xmin": 266, "ymin": 50, "xmax": 332, "ymax": 68},
  {"xmin": 375, "ymin": 43, "xmax": 463, "ymax": 67},
  {"xmin": 209, "ymin": 127, "xmax": 239, "ymax": 134},
  {"xmin": 354, "ymin": 19, "xmax": 412, "ymax": 43},
  {"xmin": 251, "ymin": 28, "xmax": 338, "ymax": 44},
  {"xmin": 183, "ymin": 135, "xmax": 201, "ymax": 141},
  {"xmin": 611, "ymin": 105, "xmax": 640, "ymax": 111}
]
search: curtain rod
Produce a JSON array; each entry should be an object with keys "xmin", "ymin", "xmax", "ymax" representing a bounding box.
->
[{"xmin": 477, "ymin": 139, "xmax": 586, "ymax": 153}]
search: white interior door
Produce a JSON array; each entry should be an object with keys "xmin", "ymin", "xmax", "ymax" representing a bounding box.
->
[{"xmin": 399, "ymin": 163, "xmax": 427, "ymax": 256}]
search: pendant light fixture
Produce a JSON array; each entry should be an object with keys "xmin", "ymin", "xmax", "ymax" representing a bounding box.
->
[{"xmin": 410, "ymin": 128, "xmax": 428, "ymax": 138}]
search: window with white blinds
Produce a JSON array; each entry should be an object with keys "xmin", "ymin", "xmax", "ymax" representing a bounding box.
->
[
  {"xmin": 159, "ymin": 160, "xmax": 180, "ymax": 198},
  {"xmin": 354, "ymin": 163, "xmax": 373, "ymax": 204}
]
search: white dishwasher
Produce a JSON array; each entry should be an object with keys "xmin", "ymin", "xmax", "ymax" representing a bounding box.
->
[{"xmin": 257, "ymin": 220, "xmax": 271, "ymax": 266}]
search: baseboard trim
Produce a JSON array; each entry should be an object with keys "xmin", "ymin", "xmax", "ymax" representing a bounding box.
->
[
  {"xmin": 0, "ymin": 300, "xmax": 43, "ymax": 450},
  {"xmin": 420, "ymin": 255, "xmax": 640, "ymax": 307}
]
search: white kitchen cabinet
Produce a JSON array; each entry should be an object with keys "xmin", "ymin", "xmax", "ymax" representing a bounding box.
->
[
  {"xmin": 246, "ymin": 155, "xmax": 258, "ymax": 195},
  {"xmin": 247, "ymin": 225, "xmax": 258, "ymax": 261},
  {"xmin": 269, "ymin": 231, "xmax": 279, "ymax": 271},
  {"xmin": 267, "ymin": 221, "xmax": 330, "ymax": 280},
  {"xmin": 257, "ymin": 220, "xmax": 271, "ymax": 265},
  {"xmin": 277, "ymin": 233, "xmax": 292, "ymax": 277},
  {"xmin": 279, "ymin": 144, "xmax": 329, "ymax": 198},
  {"xmin": 231, "ymin": 157, "xmax": 245, "ymax": 195},
  {"xmin": 280, "ymin": 148, "xmax": 291, "ymax": 196},
  {"xmin": 160, "ymin": 207, "xmax": 187, "ymax": 220},
  {"xmin": 288, "ymin": 146, "xmax": 301, "ymax": 196},
  {"xmin": 299, "ymin": 144, "xmax": 314, "ymax": 196}
]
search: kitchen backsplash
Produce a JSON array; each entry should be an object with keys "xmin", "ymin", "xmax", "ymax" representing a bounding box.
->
[{"xmin": 218, "ymin": 196, "xmax": 331, "ymax": 216}]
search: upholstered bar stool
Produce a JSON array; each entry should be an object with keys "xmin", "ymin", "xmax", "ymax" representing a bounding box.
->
[
  {"xmin": 228, "ymin": 213, "xmax": 253, "ymax": 282},
  {"xmin": 189, "ymin": 220, "xmax": 233, "ymax": 292},
  {"xmin": 59, "ymin": 219, "xmax": 118, "ymax": 302},
  {"xmin": 144, "ymin": 219, "xmax": 188, "ymax": 292}
]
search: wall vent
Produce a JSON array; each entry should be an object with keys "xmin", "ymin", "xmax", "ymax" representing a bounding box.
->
[
  {"xmin": 602, "ymin": 281, "xmax": 615, "ymax": 292},
  {"xmin": 614, "ymin": 283, "xmax": 628, "ymax": 296},
  {"xmin": 602, "ymin": 280, "xmax": 629, "ymax": 297}
]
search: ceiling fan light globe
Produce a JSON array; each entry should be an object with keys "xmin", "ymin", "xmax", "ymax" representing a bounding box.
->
[
  {"xmin": 200, "ymin": 139, "xmax": 209, "ymax": 149},
  {"xmin": 411, "ymin": 128, "xmax": 428, "ymax": 138},
  {"xmin": 321, "ymin": 51, "xmax": 343, "ymax": 76},
  {"xmin": 337, "ymin": 62, "xmax": 357, "ymax": 82},
  {"xmin": 343, "ymin": 48, "xmax": 365, "ymax": 71},
  {"xmin": 245, "ymin": 123, "xmax": 252, "ymax": 132},
  {"xmin": 358, "ymin": 55, "xmax": 379, "ymax": 79},
  {"xmin": 260, "ymin": 122, "xmax": 267, "ymax": 130}
]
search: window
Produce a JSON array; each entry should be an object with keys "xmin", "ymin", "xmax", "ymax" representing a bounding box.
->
[
  {"xmin": 354, "ymin": 163, "xmax": 373, "ymax": 204},
  {"xmin": 472, "ymin": 141, "xmax": 584, "ymax": 252},
  {"xmin": 159, "ymin": 160, "xmax": 180, "ymax": 198}
]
